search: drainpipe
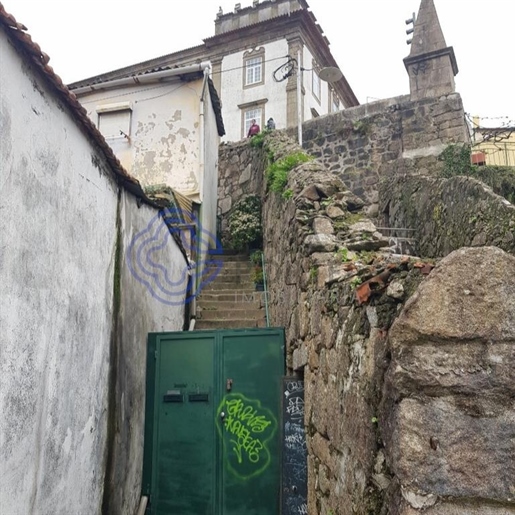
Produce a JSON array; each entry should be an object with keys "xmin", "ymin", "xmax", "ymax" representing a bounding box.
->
[
  {"xmin": 72, "ymin": 61, "xmax": 212, "ymax": 96},
  {"xmin": 297, "ymin": 48, "xmax": 303, "ymax": 147},
  {"xmin": 190, "ymin": 66, "xmax": 211, "ymax": 329}
]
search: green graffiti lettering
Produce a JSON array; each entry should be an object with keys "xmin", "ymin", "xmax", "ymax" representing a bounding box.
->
[{"xmin": 216, "ymin": 393, "xmax": 277, "ymax": 480}]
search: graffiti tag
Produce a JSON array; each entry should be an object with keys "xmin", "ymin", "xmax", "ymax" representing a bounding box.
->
[
  {"xmin": 286, "ymin": 396, "xmax": 304, "ymax": 420},
  {"xmin": 216, "ymin": 393, "xmax": 277, "ymax": 480}
]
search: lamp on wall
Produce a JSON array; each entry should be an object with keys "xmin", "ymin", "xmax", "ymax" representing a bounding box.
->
[{"xmin": 296, "ymin": 49, "xmax": 343, "ymax": 146}]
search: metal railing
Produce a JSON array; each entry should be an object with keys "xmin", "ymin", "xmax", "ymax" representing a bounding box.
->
[{"xmin": 261, "ymin": 251, "xmax": 270, "ymax": 327}]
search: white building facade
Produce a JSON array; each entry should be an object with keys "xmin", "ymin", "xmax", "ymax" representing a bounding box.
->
[{"xmin": 70, "ymin": 0, "xmax": 358, "ymax": 144}]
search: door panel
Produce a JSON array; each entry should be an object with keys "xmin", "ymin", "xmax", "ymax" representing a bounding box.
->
[
  {"xmin": 153, "ymin": 335, "xmax": 217, "ymax": 515},
  {"xmin": 219, "ymin": 332, "xmax": 284, "ymax": 515},
  {"xmin": 145, "ymin": 329, "xmax": 284, "ymax": 515}
]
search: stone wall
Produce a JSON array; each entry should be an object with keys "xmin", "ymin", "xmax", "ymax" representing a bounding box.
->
[
  {"xmin": 216, "ymin": 91, "xmax": 513, "ymax": 513},
  {"xmin": 217, "ymin": 138, "xmax": 268, "ymax": 245},
  {"xmin": 288, "ymin": 93, "xmax": 469, "ymax": 213},
  {"xmin": 381, "ymin": 247, "xmax": 515, "ymax": 514},
  {"xmin": 234, "ymin": 131, "xmax": 515, "ymax": 514},
  {"xmin": 260, "ymin": 132, "xmax": 426, "ymax": 513},
  {"xmin": 379, "ymin": 175, "xmax": 515, "ymax": 258},
  {"xmin": 218, "ymin": 94, "xmax": 468, "ymax": 241}
]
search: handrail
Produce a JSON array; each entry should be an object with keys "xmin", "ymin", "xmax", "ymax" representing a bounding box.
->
[{"xmin": 261, "ymin": 251, "xmax": 270, "ymax": 327}]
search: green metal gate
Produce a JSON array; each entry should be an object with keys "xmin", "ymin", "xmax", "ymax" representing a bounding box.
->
[{"xmin": 142, "ymin": 328, "xmax": 285, "ymax": 515}]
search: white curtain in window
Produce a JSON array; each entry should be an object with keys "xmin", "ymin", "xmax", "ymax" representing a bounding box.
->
[{"xmin": 246, "ymin": 57, "xmax": 262, "ymax": 85}]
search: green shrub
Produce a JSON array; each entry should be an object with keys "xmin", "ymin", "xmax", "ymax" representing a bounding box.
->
[
  {"xmin": 250, "ymin": 250, "xmax": 263, "ymax": 265},
  {"xmin": 282, "ymin": 188, "xmax": 294, "ymax": 200},
  {"xmin": 228, "ymin": 195, "xmax": 262, "ymax": 250},
  {"xmin": 251, "ymin": 266, "xmax": 264, "ymax": 284}
]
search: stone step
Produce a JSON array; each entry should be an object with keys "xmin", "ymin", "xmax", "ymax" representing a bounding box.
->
[
  {"xmin": 210, "ymin": 270, "xmax": 254, "ymax": 284},
  {"xmin": 203, "ymin": 281, "xmax": 255, "ymax": 291},
  {"xmin": 209, "ymin": 253, "xmax": 250, "ymax": 262},
  {"xmin": 198, "ymin": 299, "xmax": 262, "ymax": 310},
  {"xmin": 198, "ymin": 308, "xmax": 265, "ymax": 321},
  {"xmin": 194, "ymin": 319, "xmax": 267, "ymax": 330},
  {"xmin": 211, "ymin": 262, "xmax": 253, "ymax": 272},
  {"xmin": 198, "ymin": 291, "xmax": 265, "ymax": 302}
]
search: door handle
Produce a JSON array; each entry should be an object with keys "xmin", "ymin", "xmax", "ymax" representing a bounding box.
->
[{"xmin": 220, "ymin": 411, "xmax": 226, "ymax": 422}]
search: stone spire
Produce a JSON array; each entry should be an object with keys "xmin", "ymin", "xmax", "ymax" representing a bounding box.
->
[{"xmin": 404, "ymin": 0, "xmax": 458, "ymax": 101}]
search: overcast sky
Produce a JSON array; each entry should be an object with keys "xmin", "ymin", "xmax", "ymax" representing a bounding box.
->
[{"xmin": 5, "ymin": 0, "xmax": 514, "ymax": 126}]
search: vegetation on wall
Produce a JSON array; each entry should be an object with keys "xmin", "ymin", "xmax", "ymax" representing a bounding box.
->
[
  {"xmin": 266, "ymin": 152, "xmax": 313, "ymax": 196},
  {"xmin": 249, "ymin": 129, "xmax": 270, "ymax": 148},
  {"xmin": 439, "ymin": 144, "xmax": 515, "ymax": 204},
  {"xmin": 228, "ymin": 195, "xmax": 263, "ymax": 250}
]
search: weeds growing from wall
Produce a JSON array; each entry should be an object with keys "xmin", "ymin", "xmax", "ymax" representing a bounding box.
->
[
  {"xmin": 249, "ymin": 129, "xmax": 271, "ymax": 148},
  {"xmin": 266, "ymin": 152, "xmax": 313, "ymax": 194}
]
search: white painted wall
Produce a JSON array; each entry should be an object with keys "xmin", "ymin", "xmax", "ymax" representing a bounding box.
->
[
  {"xmin": 201, "ymin": 80, "xmax": 221, "ymax": 248},
  {"xmin": 78, "ymin": 75, "xmax": 221, "ymax": 269},
  {"xmin": 303, "ymin": 45, "xmax": 331, "ymax": 121},
  {"xmin": 221, "ymin": 39, "xmax": 289, "ymax": 141},
  {"xmin": 0, "ymin": 27, "xmax": 117, "ymax": 514},
  {"xmin": 109, "ymin": 191, "xmax": 186, "ymax": 514},
  {"xmin": 0, "ymin": 26, "xmax": 187, "ymax": 514}
]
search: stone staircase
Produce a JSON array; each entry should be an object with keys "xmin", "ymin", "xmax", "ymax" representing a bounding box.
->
[{"xmin": 195, "ymin": 252, "xmax": 267, "ymax": 330}]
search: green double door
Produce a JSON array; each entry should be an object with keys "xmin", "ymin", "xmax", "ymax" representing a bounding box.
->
[{"xmin": 143, "ymin": 328, "xmax": 285, "ymax": 515}]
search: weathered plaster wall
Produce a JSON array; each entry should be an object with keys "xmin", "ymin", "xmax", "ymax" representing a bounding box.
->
[
  {"xmin": 0, "ymin": 28, "xmax": 187, "ymax": 515},
  {"xmin": 103, "ymin": 193, "xmax": 186, "ymax": 515},
  {"xmin": 0, "ymin": 28, "xmax": 118, "ymax": 513},
  {"xmin": 379, "ymin": 175, "xmax": 515, "ymax": 257},
  {"xmin": 80, "ymin": 80, "xmax": 203, "ymax": 198},
  {"xmin": 302, "ymin": 44, "xmax": 331, "ymax": 119},
  {"xmin": 200, "ymin": 83, "xmax": 221, "ymax": 247}
]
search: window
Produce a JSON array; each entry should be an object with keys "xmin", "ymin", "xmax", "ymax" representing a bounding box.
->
[
  {"xmin": 243, "ymin": 48, "xmax": 265, "ymax": 89},
  {"xmin": 246, "ymin": 57, "xmax": 262, "ymax": 85},
  {"xmin": 243, "ymin": 108, "xmax": 263, "ymax": 138},
  {"xmin": 96, "ymin": 102, "xmax": 132, "ymax": 140},
  {"xmin": 331, "ymin": 91, "xmax": 340, "ymax": 113},
  {"xmin": 312, "ymin": 69, "xmax": 321, "ymax": 102}
]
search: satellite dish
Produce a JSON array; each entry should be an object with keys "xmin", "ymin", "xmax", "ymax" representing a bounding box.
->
[{"xmin": 319, "ymin": 67, "xmax": 343, "ymax": 83}]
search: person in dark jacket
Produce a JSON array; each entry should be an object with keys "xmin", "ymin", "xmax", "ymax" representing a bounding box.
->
[
  {"xmin": 247, "ymin": 119, "xmax": 260, "ymax": 138},
  {"xmin": 266, "ymin": 117, "xmax": 276, "ymax": 130}
]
